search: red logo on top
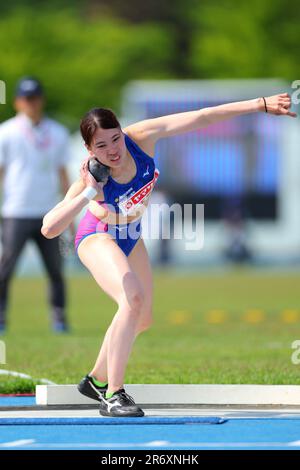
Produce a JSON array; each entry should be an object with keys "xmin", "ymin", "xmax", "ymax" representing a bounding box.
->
[{"xmin": 119, "ymin": 169, "xmax": 160, "ymax": 215}]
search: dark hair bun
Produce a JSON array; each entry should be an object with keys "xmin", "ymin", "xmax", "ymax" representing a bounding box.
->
[{"xmin": 88, "ymin": 158, "xmax": 110, "ymax": 183}]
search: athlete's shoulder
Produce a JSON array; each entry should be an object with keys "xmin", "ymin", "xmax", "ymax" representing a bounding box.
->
[{"xmin": 122, "ymin": 125, "xmax": 155, "ymax": 158}]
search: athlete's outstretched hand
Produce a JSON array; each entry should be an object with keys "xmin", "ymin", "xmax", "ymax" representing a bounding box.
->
[
  {"xmin": 262, "ymin": 93, "xmax": 297, "ymax": 117},
  {"xmin": 79, "ymin": 157, "xmax": 106, "ymax": 200}
]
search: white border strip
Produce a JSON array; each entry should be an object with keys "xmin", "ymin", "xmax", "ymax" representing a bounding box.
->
[
  {"xmin": 36, "ymin": 384, "xmax": 300, "ymax": 406},
  {"xmin": 0, "ymin": 369, "xmax": 56, "ymax": 385}
]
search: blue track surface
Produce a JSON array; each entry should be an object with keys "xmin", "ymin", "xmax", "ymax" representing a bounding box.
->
[
  {"xmin": 0, "ymin": 416, "xmax": 225, "ymax": 425},
  {"xmin": 1, "ymin": 397, "xmax": 300, "ymax": 450},
  {"xmin": 0, "ymin": 396, "xmax": 35, "ymax": 406},
  {"xmin": 0, "ymin": 419, "xmax": 300, "ymax": 449}
]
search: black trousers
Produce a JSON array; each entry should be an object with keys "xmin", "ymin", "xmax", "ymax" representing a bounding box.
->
[{"xmin": 0, "ymin": 217, "xmax": 66, "ymax": 326}]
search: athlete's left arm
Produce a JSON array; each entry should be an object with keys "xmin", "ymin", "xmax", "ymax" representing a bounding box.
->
[{"xmin": 132, "ymin": 94, "xmax": 296, "ymax": 141}]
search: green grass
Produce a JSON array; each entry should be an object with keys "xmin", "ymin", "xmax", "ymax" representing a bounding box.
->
[{"xmin": 1, "ymin": 269, "xmax": 300, "ymax": 393}]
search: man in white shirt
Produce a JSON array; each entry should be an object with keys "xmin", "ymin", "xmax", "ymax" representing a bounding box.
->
[{"xmin": 0, "ymin": 77, "xmax": 72, "ymax": 333}]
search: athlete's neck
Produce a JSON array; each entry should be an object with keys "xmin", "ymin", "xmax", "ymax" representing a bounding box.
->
[{"xmin": 110, "ymin": 150, "xmax": 136, "ymax": 181}]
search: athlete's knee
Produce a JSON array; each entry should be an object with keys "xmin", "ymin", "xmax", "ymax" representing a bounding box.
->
[
  {"xmin": 125, "ymin": 289, "xmax": 144, "ymax": 317},
  {"xmin": 119, "ymin": 283, "xmax": 144, "ymax": 321},
  {"xmin": 121, "ymin": 272, "xmax": 144, "ymax": 311}
]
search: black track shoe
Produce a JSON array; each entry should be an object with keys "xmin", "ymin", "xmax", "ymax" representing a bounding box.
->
[
  {"xmin": 99, "ymin": 388, "xmax": 144, "ymax": 417},
  {"xmin": 77, "ymin": 375, "xmax": 108, "ymax": 402}
]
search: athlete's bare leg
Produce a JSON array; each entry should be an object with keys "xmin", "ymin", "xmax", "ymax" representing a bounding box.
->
[
  {"xmin": 88, "ymin": 238, "xmax": 153, "ymax": 383},
  {"xmin": 78, "ymin": 235, "xmax": 152, "ymax": 394}
]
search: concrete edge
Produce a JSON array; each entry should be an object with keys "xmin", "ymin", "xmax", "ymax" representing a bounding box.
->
[{"xmin": 36, "ymin": 384, "xmax": 300, "ymax": 406}]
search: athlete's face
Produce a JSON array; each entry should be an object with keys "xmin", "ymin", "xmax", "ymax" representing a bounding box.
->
[{"xmin": 87, "ymin": 127, "xmax": 126, "ymax": 168}]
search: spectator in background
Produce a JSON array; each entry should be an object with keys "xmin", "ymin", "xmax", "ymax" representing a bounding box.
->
[{"xmin": 0, "ymin": 77, "xmax": 72, "ymax": 333}]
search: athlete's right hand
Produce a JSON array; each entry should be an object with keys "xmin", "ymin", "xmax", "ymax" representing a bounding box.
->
[{"xmin": 79, "ymin": 157, "xmax": 106, "ymax": 200}]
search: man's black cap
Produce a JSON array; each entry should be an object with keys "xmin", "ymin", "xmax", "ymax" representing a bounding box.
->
[{"xmin": 15, "ymin": 77, "xmax": 44, "ymax": 97}]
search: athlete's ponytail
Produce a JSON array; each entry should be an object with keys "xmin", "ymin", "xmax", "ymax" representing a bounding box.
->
[{"xmin": 80, "ymin": 108, "xmax": 121, "ymax": 146}]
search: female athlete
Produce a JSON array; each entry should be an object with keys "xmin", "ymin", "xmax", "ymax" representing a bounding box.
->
[{"xmin": 41, "ymin": 94, "xmax": 296, "ymax": 416}]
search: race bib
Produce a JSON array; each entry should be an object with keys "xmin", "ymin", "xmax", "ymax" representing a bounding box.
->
[{"xmin": 118, "ymin": 169, "xmax": 160, "ymax": 216}]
